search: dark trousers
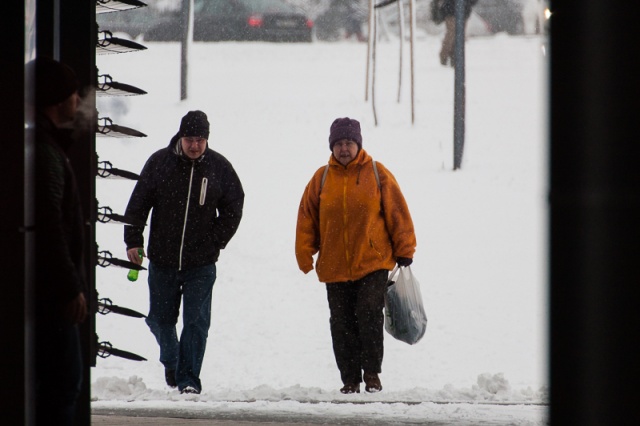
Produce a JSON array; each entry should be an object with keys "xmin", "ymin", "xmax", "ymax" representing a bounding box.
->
[
  {"xmin": 35, "ymin": 321, "xmax": 82, "ymax": 426},
  {"xmin": 146, "ymin": 262, "xmax": 216, "ymax": 392},
  {"xmin": 326, "ymin": 269, "xmax": 388, "ymax": 385}
]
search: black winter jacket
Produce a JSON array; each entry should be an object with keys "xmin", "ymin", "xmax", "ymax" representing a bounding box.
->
[
  {"xmin": 35, "ymin": 114, "xmax": 87, "ymax": 316},
  {"xmin": 124, "ymin": 136, "xmax": 244, "ymax": 269}
]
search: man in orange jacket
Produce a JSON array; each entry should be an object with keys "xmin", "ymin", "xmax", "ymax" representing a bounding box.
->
[{"xmin": 296, "ymin": 117, "xmax": 417, "ymax": 394}]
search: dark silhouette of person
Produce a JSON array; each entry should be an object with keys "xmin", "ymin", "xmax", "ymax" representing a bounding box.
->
[{"xmin": 30, "ymin": 56, "xmax": 88, "ymax": 426}]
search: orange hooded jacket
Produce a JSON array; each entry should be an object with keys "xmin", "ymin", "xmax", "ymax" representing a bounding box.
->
[{"xmin": 296, "ymin": 149, "xmax": 416, "ymax": 283}]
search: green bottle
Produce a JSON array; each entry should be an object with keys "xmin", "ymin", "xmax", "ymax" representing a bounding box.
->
[{"xmin": 127, "ymin": 249, "xmax": 144, "ymax": 282}]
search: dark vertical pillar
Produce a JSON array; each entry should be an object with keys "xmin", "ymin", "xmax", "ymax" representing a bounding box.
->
[
  {"xmin": 35, "ymin": 1, "xmax": 96, "ymax": 424},
  {"xmin": 550, "ymin": 1, "xmax": 640, "ymax": 424},
  {"xmin": 59, "ymin": 2, "xmax": 97, "ymax": 425},
  {"xmin": 453, "ymin": 0, "xmax": 466, "ymax": 170},
  {"xmin": 2, "ymin": 1, "xmax": 31, "ymax": 424},
  {"xmin": 4, "ymin": 1, "xmax": 96, "ymax": 424}
]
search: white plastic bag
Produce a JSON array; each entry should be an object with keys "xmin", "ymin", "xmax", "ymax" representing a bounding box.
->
[{"xmin": 384, "ymin": 265, "xmax": 427, "ymax": 345}]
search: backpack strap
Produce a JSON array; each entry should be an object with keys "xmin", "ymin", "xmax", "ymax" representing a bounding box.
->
[
  {"xmin": 320, "ymin": 164, "xmax": 330, "ymax": 193},
  {"xmin": 372, "ymin": 160, "xmax": 384, "ymax": 214},
  {"xmin": 319, "ymin": 160, "xmax": 381, "ymax": 194},
  {"xmin": 372, "ymin": 160, "xmax": 381, "ymax": 189}
]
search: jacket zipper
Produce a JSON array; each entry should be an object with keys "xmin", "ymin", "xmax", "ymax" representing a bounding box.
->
[
  {"xmin": 179, "ymin": 162, "xmax": 195, "ymax": 270},
  {"xmin": 342, "ymin": 172, "xmax": 351, "ymax": 277}
]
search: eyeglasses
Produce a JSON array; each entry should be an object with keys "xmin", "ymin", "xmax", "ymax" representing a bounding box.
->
[{"xmin": 182, "ymin": 137, "xmax": 207, "ymax": 145}]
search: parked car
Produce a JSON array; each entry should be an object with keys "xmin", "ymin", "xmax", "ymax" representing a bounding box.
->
[{"xmin": 144, "ymin": 0, "xmax": 313, "ymax": 42}]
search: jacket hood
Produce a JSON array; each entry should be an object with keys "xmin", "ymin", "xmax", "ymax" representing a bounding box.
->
[{"xmin": 168, "ymin": 132, "xmax": 181, "ymax": 149}]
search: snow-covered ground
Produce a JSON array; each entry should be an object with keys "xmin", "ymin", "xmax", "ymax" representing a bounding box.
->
[{"xmin": 92, "ymin": 32, "xmax": 548, "ymax": 424}]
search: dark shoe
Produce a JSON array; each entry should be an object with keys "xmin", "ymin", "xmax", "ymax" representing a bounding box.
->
[
  {"xmin": 165, "ymin": 368, "xmax": 177, "ymax": 388},
  {"xmin": 340, "ymin": 383, "xmax": 360, "ymax": 394},
  {"xmin": 363, "ymin": 372, "xmax": 382, "ymax": 393},
  {"xmin": 180, "ymin": 386, "xmax": 200, "ymax": 395}
]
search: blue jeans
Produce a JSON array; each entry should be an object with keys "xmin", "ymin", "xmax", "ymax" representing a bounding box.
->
[{"xmin": 146, "ymin": 262, "xmax": 216, "ymax": 392}]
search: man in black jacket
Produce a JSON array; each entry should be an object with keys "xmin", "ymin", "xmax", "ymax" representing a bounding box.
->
[
  {"xmin": 124, "ymin": 110, "xmax": 244, "ymax": 394},
  {"xmin": 32, "ymin": 56, "xmax": 88, "ymax": 426}
]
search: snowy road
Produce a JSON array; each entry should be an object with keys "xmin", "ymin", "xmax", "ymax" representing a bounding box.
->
[{"xmin": 93, "ymin": 400, "xmax": 547, "ymax": 425}]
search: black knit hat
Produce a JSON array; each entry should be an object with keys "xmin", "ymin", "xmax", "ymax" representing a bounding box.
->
[
  {"xmin": 31, "ymin": 56, "xmax": 79, "ymax": 108},
  {"xmin": 329, "ymin": 117, "xmax": 362, "ymax": 150},
  {"xmin": 179, "ymin": 110, "xmax": 210, "ymax": 139}
]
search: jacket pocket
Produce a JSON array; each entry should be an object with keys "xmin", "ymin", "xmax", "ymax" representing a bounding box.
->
[
  {"xmin": 199, "ymin": 178, "xmax": 208, "ymax": 206},
  {"xmin": 369, "ymin": 238, "xmax": 383, "ymax": 259}
]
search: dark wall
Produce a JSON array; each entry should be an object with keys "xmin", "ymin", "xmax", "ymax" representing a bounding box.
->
[
  {"xmin": 549, "ymin": 1, "xmax": 640, "ymax": 423},
  {"xmin": 2, "ymin": 1, "xmax": 95, "ymax": 425},
  {"xmin": 38, "ymin": 2, "xmax": 97, "ymax": 424},
  {"xmin": 1, "ymin": 2, "xmax": 30, "ymax": 424}
]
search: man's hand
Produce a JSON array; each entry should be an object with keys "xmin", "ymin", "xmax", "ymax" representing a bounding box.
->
[
  {"xmin": 127, "ymin": 247, "xmax": 145, "ymax": 265},
  {"xmin": 64, "ymin": 292, "xmax": 87, "ymax": 324},
  {"xmin": 396, "ymin": 257, "xmax": 413, "ymax": 267}
]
